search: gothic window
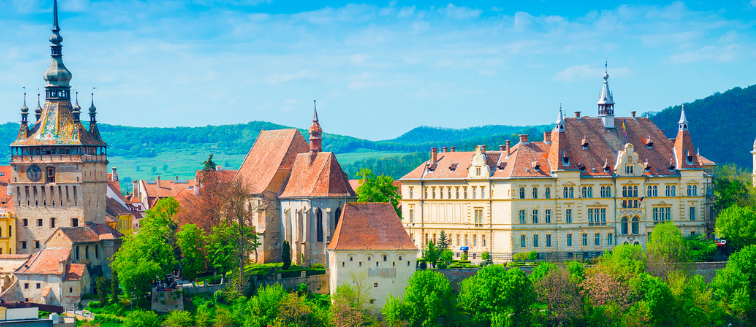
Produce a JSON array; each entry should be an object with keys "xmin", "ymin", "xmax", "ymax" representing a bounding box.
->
[
  {"xmin": 334, "ymin": 207, "xmax": 342, "ymax": 228},
  {"xmin": 632, "ymin": 217, "xmax": 640, "ymax": 235},
  {"xmin": 316, "ymin": 209, "xmax": 323, "ymax": 243}
]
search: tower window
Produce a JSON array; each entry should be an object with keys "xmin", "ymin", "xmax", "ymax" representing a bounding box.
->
[
  {"xmin": 46, "ymin": 167, "xmax": 55, "ymax": 183},
  {"xmin": 72, "ymin": 218, "xmax": 79, "ymax": 227}
]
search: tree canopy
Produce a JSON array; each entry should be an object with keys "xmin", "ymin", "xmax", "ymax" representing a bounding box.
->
[{"xmin": 355, "ymin": 168, "xmax": 402, "ymax": 216}]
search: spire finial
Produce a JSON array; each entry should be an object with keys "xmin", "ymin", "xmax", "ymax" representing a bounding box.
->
[
  {"xmin": 37, "ymin": 89, "xmax": 40, "ymax": 105},
  {"xmin": 53, "ymin": 0, "xmax": 59, "ymax": 30},
  {"xmin": 313, "ymin": 99, "xmax": 319, "ymax": 122},
  {"xmin": 23, "ymin": 87, "xmax": 26, "ymax": 106}
]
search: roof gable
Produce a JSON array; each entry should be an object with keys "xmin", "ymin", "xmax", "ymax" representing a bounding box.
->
[
  {"xmin": 280, "ymin": 152, "xmax": 355, "ymax": 198},
  {"xmin": 234, "ymin": 129, "xmax": 309, "ymax": 194},
  {"xmin": 328, "ymin": 203, "xmax": 416, "ymax": 251}
]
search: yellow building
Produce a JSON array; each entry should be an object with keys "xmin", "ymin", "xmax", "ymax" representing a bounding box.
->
[
  {"xmin": 399, "ymin": 71, "xmax": 715, "ymax": 261},
  {"xmin": 0, "ymin": 213, "xmax": 17, "ymax": 255}
]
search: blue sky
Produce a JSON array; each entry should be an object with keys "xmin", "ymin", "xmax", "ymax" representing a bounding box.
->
[{"xmin": 1, "ymin": 0, "xmax": 755, "ymax": 140}]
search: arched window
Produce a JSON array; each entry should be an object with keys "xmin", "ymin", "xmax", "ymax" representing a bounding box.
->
[
  {"xmin": 334, "ymin": 207, "xmax": 342, "ymax": 228},
  {"xmin": 621, "ymin": 217, "xmax": 628, "ymax": 235},
  {"xmin": 316, "ymin": 209, "xmax": 323, "ymax": 242},
  {"xmin": 632, "ymin": 217, "xmax": 640, "ymax": 235},
  {"xmin": 519, "ymin": 187, "xmax": 525, "ymax": 199}
]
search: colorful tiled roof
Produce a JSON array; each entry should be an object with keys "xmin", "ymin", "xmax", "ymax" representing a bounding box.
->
[
  {"xmin": 141, "ymin": 178, "xmax": 195, "ymax": 199},
  {"xmin": 15, "ymin": 248, "xmax": 71, "ymax": 275},
  {"xmin": 0, "ymin": 254, "xmax": 31, "ymax": 260},
  {"xmin": 328, "ymin": 203, "xmax": 416, "ymax": 251},
  {"xmin": 12, "ymin": 101, "xmax": 105, "ymax": 147},
  {"xmin": 234, "ymin": 129, "xmax": 309, "ymax": 194},
  {"xmin": 54, "ymin": 227, "xmax": 101, "ymax": 244},
  {"xmin": 401, "ymin": 116, "xmax": 711, "ymax": 181},
  {"xmin": 64, "ymin": 263, "xmax": 86, "ymax": 281},
  {"xmin": 279, "ymin": 152, "xmax": 355, "ymax": 198}
]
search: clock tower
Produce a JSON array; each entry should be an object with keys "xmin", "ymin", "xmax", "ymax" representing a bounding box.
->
[{"xmin": 10, "ymin": 0, "xmax": 108, "ymax": 254}]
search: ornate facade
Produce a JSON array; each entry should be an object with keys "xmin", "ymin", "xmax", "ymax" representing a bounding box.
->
[{"xmin": 399, "ymin": 67, "xmax": 716, "ymax": 261}]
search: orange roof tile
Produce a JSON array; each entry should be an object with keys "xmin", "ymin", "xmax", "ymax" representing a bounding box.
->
[
  {"xmin": 195, "ymin": 169, "xmax": 237, "ymax": 185},
  {"xmin": 89, "ymin": 223, "xmax": 123, "ymax": 240},
  {"xmin": 54, "ymin": 227, "xmax": 101, "ymax": 244},
  {"xmin": 0, "ymin": 254, "xmax": 31, "ymax": 260},
  {"xmin": 0, "ymin": 166, "xmax": 13, "ymax": 213},
  {"xmin": 64, "ymin": 264, "xmax": 86, "ymax": 281},
  {"xmin": 349, "ymin": 179, "xmax": 361, "ymax": 192},
  {"xmin": 279, "ymin": 152, "xmax": 356, "ymax": 198},
  {"xmin": 328, "ymin": 203, "xmax": 416, "ymax": 251},
  {"xmin": 16, "ymin": 248, "xmax": 71, "ymax": 275},
  {"xmin": 141, "ymin": 178, "xmax": 195, "ymax": 199},
  {"xmin": 234, "ymin": 129, "xmax": 309, "ymax": 194}
]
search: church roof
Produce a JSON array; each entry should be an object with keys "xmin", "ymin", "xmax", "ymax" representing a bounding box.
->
[
  {"xmin": 279, "ymin": 152, "xmax": 355, "ymax": 198},
  {"xmin": 328, "ymin": 203, "xmax": 416, "ymax": 251},
  {"xmin": 234, "ymin": 129, "xmax": 309, "ymax": 194}
]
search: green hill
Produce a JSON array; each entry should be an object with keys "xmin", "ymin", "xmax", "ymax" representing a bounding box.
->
[
  {"xmin": 388, "ymin": 125, "xmax": 551, "ymax": 144},
  {"xmin": 650, "ymin": 84, "xmax": 756, "ymax": 169}
]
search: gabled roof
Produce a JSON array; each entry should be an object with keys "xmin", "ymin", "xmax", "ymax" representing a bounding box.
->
[
  {"xmin": 140, "ymin": 178, "xmax": 195, "ymax": 199},
  {"xmin": 106, "ymin": 198, "xmax": 132, "ymax": 217},
  {"xmin": 279, "ymin": 152, "xmax": 355, "ymax": 198},
  {"xmin": 89, "ymin": 223, "xmax": 123, "ymax": 240},
  {"xmin": 401, "ymin": 116, "xmax": 710, "ymax": 181},
  {"xmin": 53, "ymin": 227, "xmax": 101, "ymax": 244},
  {"xmin": 328, "ymin": 203, "xmax": 416, "ymax": 251},
  {"xmin": 15, "ymin": 248, "xmax": 71, "ymax": 275},
  {"xmin": 234, "ymin": 129, "xmax": 309, "ymax": 194},
  {"xmin": 64, "ymin": 263, "xmax": 86, "ymax": 281}
]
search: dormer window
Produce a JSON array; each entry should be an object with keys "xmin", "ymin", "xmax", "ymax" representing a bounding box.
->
[
  {"xmin": 625, "ymin": 165, "xmax": 634, "ymax": 175},
  {"xmin": 476, "ymin": 167, "xmax": 481, "ymax": 176},
  {"xmin": 532, "ymin": 161, "xmax": 540, "ymax": 172},
  {"xmin": 581, "ymin": 137, "xmax": 589, "ymax": 149},
  {"xmin": 562, "ymin": 150, "xmax": 570, "ymax": 166},
  {"xmin": 686, "ymin": 149, "xmax": 694, "ymax": 165}
]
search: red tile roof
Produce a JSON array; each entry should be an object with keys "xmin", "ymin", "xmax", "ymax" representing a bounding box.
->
[
  {"xmin": 401, "ymin": 117, "xmax": 711, "ymax": 181},
  {"xmin": 195, "ymin": 169, "xmax": 237, "ymax": 185},
  {"xmin": 0, "ymin": 166, "xmax": 13, "ymax": 213},
  {"xmin": 349, "ymin": 179, "xmax": 361, "ymax": 192},
  {"xmin": 55, "ymin": 227, "xmax": 101, "ymax": 244},
  {"xmin": 0, "ymin": 254, "xmax": 31, "ymax": 260},
  {"xmin": 89, "ymin": 223, "xmax": 123, "ymax": 240},
  {"xmin": 15, "ymin": 248, "xmax": 71, "ymax": 275},
  {"xmin": 107, "ymin": 173, "xmax": 120, "ymax": 193},
  {"xmin": 64, "ymin": 264, "xmax": 86, "ymax": 281},
  {"xmin": 328, "ymin": 203, "xmax": 416, "ymax": 251},
  {"xmin": 234, "ymin": 129, "xmax": 309, "ymax": 194},
  {"xmin": 279, "ymin": 152, "xmax": 356, "ymax": 198},
  {"xmin": 106, "ymin": 198, "xmax": 132, "ymax": 217},
  {"xmin": 141, "ymin": 178, "xmax": 195, "ymax": 199}
]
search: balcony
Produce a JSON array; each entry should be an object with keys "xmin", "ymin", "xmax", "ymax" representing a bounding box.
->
[{"xmin": 11, "ymin": 154, "xmax": 107, "ymax": 163}]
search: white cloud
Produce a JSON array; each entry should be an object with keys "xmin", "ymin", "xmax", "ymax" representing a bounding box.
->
[
  {"xmin": 397, "ymin": 6, "xmax": 416, "ymax": 18},
  {"xmin": 264, "ymin": 70, "xmax": 316, "ymax": 85},
  {"xmin": 553, "ymin": 64, "xmax": 631, "ymax": 82},
  {"xmin": 441, "ymin": 4, "xmax": 482, "ymax": 20}
]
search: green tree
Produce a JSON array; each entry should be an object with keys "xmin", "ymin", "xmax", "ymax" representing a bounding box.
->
[
  {"xmin": 202, "ymin": 154, "xmax": 217, "ymax": 171},
  {"xmin": 355, "ymin": 168, "xmax": 402, "ymax": 217},
  {"xmin": 111, "ymin": 198, "xmax": 180, "ymax": 307},
  {"xmin": 95, "ymin": 277, "xmax": 110, "ymax": 303},
  {"xmin": 437, "ymin": 231, "xmax": 449, "ymax": 252},
  {"xmin": 123, "ymin": 310, "xmax": 161, "ymax": 327},
  {"xmin": 458, "ymin": 265, "xmax": 535, "ymax": 326},
  {"xmin": 208, "ymin": 222, "xmax": 236, "ymax": 280},
  {"xmin": 713, "ymin": 164, "xmax": 755, "ymax": 211},
  {"xmin": 715, "ymin": 205, "xmax": 756, "ymax": 251},
  {"xmin": 163, "ymin": 310, "xmax": 193, "ymax": 327},
  {"xmin": 382, "ymin": 294, "xmax": 405, "ymax": 327},
  {"xmin": 439, "ymin": 249, "xmax": 453, "ymax": 267},
  {"xmin": 712, "ymin": 245, "xmax": 756, "ymax": 325},
  {"xmin": 176, "ymin": 223, "xmax": 208, "ymax": 281},
  {"xmin": 423, "ymin": 241, "xmax": 439, "ymax": 269},
  {"xmin": 246, "ymin": 283, "xmax": 288, "ymax": 326},
  {"xmin": 282, "ymin": 240, "xmax": 292, "ymax": 270},
  {"xmin": 645, "ymin": 222, "xmax": 690, "ymax": 279},
  {"xmin": 534, "ymin": 266, "xmax": 584, "ymax": 326},
  {"xmin": 401, "ymin": 270, "xmax": 455, "ymax": 327},
  {"xmin": 685, "ymin": 234, "xmax": 718, "ymax": 262},
  {"xmin": 332, "ymin": 283, "xmax": 367, "ymax": 327}
]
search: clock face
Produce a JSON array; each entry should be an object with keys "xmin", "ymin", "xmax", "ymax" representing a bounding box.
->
[{"xmin": 27, "ymin": 164, "xmax": 42, "ymax": 182}]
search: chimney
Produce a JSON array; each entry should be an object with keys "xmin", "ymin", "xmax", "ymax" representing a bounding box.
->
[
  {"xmin": 481, "ymin": 145, "xmax": 486, "ymax": 152},
  {"xmin": 519, "ymin": 134, "xmax": 529, "ymax": 144},
  {"xmin": 575, "ymin": 111, "xmax": 581, "ymax": 119},
  {"xmin": 544, "ymin": 131, "xmax": 552, "ymax": 144},
  {"xmin": 111, "ymin": 167, "xmax": 118, "ymax": 181},
  {"xmin": 132, "ymin": 180, "xmax": 138, "ymax": 196},
  {"xmin": 450, "ymin": 147, "xmax": 456, "ymax": 152},
  {"xmin": 431, "ymin": 148, "xmax": 438, "ymax": 163},
  {"xmin": 499, "ymin": 145, "xmax": 505, "ymax": 151},
  {"xmin": 58, "ymin": 260, "xmax": 66, "ymax": 274},
  {"xmin": 156, "ymin": 175, "xmax": 161, "ymax": 188},
  {"xmin": 506, "ymin": 140, "xmax": 511, "ymax": 156},
  {"xmin": 631, "ymin": 111, "xmax": 636, "ymax": 119},
  {"xmin": 442, "ymin": 147, "xmax": 448, "ymax": 153},
  {"xmin": 216, "ymin": 166, "xmax": 223, "ymax": 171},
  {"xmin": 175, "ymin": 176, "xmax": 179, "ymax": 181}
]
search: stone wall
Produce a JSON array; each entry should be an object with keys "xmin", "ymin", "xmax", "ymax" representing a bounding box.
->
[
  {"xmin": 183, "ymin": 284, "xmax": 225, "ymax": 295},
  {"xmin": 693, "ymin": 261, "xmax": 727, "ymax": 283},
  {"xmin": 254, "ymin": 273, "xmax": 329, "ymax": 295},
  {"xmin": 151, "ymin": 289, "xmax": 184, "ymax": 313}
]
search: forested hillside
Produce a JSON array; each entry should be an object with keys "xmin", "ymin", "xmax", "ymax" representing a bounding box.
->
[
  {"xmin": 388, "ymin": 125, "xmax": 550, "ymax": 144},
  {"xmin": 650, "ymin": 84, "xmax": 756, "ymax": 169}
]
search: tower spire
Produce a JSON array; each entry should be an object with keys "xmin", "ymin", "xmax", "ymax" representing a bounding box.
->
[
  {"xmin": 597, "ymin": 60, "xmax": 615, "ymax": 129},
  {"xmin": 44, "ymin": 0, "xmax": 72, "ymax": 100},
  {"xmin": 555, "ymin": 103, "xmax": 565, "ymax": 133},
  {"xmin": 35, "ymin": 89, "xmax": 42, "ymax": 120},
  {"xmin": 20, "ymin": 87, "xmax": 29, "ymax": 123},
  {"xmin": 89, "ymin": 87, "xmax": 97, "ymax": 122},
  {"xmin": 678, "ymin": 104, "xmax": 688, "ymax": 131},
  {"xmin": 309, "ymin": 100, "xmax": 323, "ymax": 153}
]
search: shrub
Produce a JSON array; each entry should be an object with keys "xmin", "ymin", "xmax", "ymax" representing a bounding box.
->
[
  {"xmin": 461, "ymin": 252, "xmax": 468, "ymax": 261},
  {"xmin": 419, "ymin": 261, "xmax": 427, "ymax": 270},
  {"xmin": 163, "ymin": 310, "xmax": 193, "ymax": 327},
  {"xmin": 88, "ymin": 301, "xmax": 101, "ymax": 309},
  {"xmin": 311, "ymin": 263, "xmax": 325, "ymax": 269},
  {"xmin": 482, "ymin": 251, "xmax": 491, "ymax": 261},
  {"xmin": 123, "ymin": 310, "xmax": 160, "ymax": 327},
  {"xmin": 282, "ymin": 241, "xmax": 292, "ymax": 270},
  {"xmin": 437, "ymin": 262, "xmax": 447, "ymax": 269}
]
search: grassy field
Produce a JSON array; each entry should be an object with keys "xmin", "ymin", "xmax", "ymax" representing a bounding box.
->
[{"xmin": 109, "ymin": 149, "xmax": 409, "ymax": 193}]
